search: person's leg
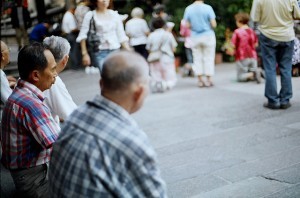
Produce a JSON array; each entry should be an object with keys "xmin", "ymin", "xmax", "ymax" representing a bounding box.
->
[
  {"xmin": 67, "ymin": 33, "xmax": 81, "ymax": 69},
  {"xmin": 248, "ymin": 58, "xmax": 261, "ymax": 83},
  {"xmin": 15, "ymin": 28, "xmax": 22, "ymax": 50},
  {"xmin": 133, "ymin": 44, "xmax": 148, "ymax": 60},
  {"xmin": 277, "ymin": 39, "xmax": 294, "ymax": 106},
  {"xmin": 259, "ymin": 34, "xmax": 280, "ymax": 106},
  {"xmin": 20, "ymin": 27, "xmax": 29, "ymax": 46},
  {"xmin": 94, "ymin": 49, "xmax": 117, "ymax": 73},
  {"xmin": 10, "ymin": 164, "xmax": 48, "ymax": 198},
  {"xmin": 191, "ymin": 37, "xmax": 205, "ymax": 86},
  {"xmin": 202, "ymin": 35, "xmax": 216, "ymax": 86},
  {"xmin": 237, "ymin": 59, "xmax": 253, "ymax": 82},
  {"xmin": 161, "ymin": 60, "xmax": 177, "ymax": 89}
]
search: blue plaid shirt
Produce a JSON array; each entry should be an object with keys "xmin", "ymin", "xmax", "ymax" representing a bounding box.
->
[{"xmin": 49, "ymin": 95, "xmax": 167, "ymax": 197}]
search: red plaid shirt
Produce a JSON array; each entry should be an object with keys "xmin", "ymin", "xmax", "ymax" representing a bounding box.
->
[{"xmin": 1, "ymin": 79, "xmax": 60, "ymax": 170}]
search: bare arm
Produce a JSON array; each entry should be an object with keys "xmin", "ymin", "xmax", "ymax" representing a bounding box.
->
[
  {"xmin": 210, "ymin": 19, "xmax": 217, "ymax": 29},
  {"xmin": 80, "ymin": 40, "xmax": 91, "ymax": 66}
]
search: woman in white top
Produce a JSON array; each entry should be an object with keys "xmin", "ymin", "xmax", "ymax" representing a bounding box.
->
[
  {"xmin": 76, "ymin": 0, "xmax": 130, "ymax": 72},
  {"xmin": 125, "ymin": 7, "xmax": 150, "ymax": 59}
]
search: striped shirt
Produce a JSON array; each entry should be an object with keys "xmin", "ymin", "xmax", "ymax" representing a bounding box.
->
[
  {"xmin": 1, "ymin": 79, "xmax": 60, "ymax": 170},
  {"xmin": 49, "ymin": 95, "xmax": 167, "ymax": 197}
]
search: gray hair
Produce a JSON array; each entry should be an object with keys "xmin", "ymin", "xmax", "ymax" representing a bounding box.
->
[
  {"xmin": 43, "ymin": 36, "xmax": 71, "ymax": 62},
  {"xmin": 101, "ymin": 51, "xmax": 149, "ymax": 91},
  {"xmin": 131, "ymin": 7, "xmax": 144, "ymax": 18}
]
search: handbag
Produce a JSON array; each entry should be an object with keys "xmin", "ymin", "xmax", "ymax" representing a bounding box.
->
[
  {"xmin": 87, "ymin": 16, "xmax": 100, "ymax": 52},
  {"xmin": 147, "ymin": 33, "xmax": 166, "ymax": 63},
  {"xmin": 147, "ymin": 51, "xmax": 162, "ymax": 63}
]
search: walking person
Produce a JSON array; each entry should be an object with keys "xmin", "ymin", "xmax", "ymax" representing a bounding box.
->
[
  {"xmin": 1, "ymin": 43, "xmax": 60, "ymax": 197},
  {"xmin": 230, "ymin": 13, "xmax": 261, "ymax": 83},
  {"xmin": 251, "ymin": 0, "xmax": 300, "ymax": 109},
  {"xmin": 48, "ymin": 51, "xmax": 167, "ymax": 197},
  {"xmin": 11, "ymin": 0, "xmax": 32, "ymax": 50},
  {"xmin": 62, "ymin": 6, "xmax": 81, "ymax": 70},
  {"xmin": 183, "ymin": 0, "xmax": 217, "ymax": 87},
  {"xmin": 43, "ymin": 36, "xmax": 77, "ymax": 124},
  {"xmin": 146, "ymin": 17, "xmax": 178, "ymax": 92},
  {"xmin": 76, "ymin": 0, "xmax": 130, "ymax": 73},
  {"xmin": 125, "ymin": 7, "xmax": 150, "ymax": 59}
]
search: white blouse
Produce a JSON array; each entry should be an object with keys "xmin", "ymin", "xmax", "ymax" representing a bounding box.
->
[{"xmin": 76, "ymin": 10, "xmax": 128, "ymax": 50}]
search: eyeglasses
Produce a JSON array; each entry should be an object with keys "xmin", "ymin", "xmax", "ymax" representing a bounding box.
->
[{"xmin": 1, "ymin": 48, "xmax": 11, "ymax": 53}]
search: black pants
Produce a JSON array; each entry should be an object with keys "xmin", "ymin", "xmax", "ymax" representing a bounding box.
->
[
  {"xmin": 133, "ymin": 44, "xmax": 148, "ymax": 60},
  {"xmin": 10, "ymin": 164, "xmax": 48, "ymax": 198}
]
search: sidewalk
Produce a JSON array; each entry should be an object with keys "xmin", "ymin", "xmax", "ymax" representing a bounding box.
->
[{"xmin": 59, "ymin": 63, "xmax": 300, "ymax": 197}]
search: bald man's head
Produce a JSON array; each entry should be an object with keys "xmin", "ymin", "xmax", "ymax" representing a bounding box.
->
[{"xmin": 101, "ymin": 51, "xmax": 149, "ymax": 92}]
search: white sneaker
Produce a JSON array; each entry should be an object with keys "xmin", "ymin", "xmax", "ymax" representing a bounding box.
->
[
  {"xmin": 91, "ymin": 67, "xmax": 100, "ymax": 74},
  {"xmin": 85, "ymin": 67, "xmax": 91, "ymax": 74}
]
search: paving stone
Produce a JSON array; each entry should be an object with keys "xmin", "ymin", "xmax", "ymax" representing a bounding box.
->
[
  {"xmin": 264, "ymin": 163, "xmax": 300, "ymax": 184},
  {"xmin": 168, "ymin": 175, "xmax": 228, "ymax": 198},
  {"xmin": 213, "ymin": 147, "xmax": 300, "ymax": 183},
  {"xmin": 263, "ymin": 183, "xmax": 300, "ymax": 198},
  {"xmin": 192, "ymin": 176, "xmax": 291, "ymax": 198}
]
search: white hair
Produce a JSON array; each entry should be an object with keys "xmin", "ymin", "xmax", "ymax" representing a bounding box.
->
[
  {"xmin": 43, "ymin": 36, "xmax": 71, "ymax": 62},
  {"xmin": 131, "ymin": 7, "xmax": 144, "ymax": 18}
]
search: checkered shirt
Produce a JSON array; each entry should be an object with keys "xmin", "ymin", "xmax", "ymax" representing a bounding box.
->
[
  {"xmin": 1, "ymin": 79, "xmax": 60, "ymax": 169},
  {"xmin": 49, "ymin": 95, "xmax": 167, "ymax": 197}
]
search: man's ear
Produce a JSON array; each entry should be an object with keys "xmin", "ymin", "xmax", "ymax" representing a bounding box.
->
[
  {"xmin": 99, "ymin": 79, "xmax": 104, "ymax": 90},
  {"xmin": 133, "ymin": 84, "xmax": 144, "ymax": 103},
  {"xmin": 62, "ymin": 55, "xmax": 69, "ymax": 66},
  {"xmin": 30, "ymin": 70, "xmax": 40, "ymax": 82}
]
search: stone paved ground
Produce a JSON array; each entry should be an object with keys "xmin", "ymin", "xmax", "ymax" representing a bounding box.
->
[{"xmin": 59, "ymin": 63, "xmax": 300, "ymax": 198}]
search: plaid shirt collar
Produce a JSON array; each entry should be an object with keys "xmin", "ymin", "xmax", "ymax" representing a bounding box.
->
[
  {"xmin": 90, "ymin": 95, "xmax": 138, "ymax": 128},
  {"xmin": 17, "ymin": 79, "xmax": 45, "ymax": 102}
]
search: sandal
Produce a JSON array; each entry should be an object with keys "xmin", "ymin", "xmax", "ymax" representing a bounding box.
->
[
  {"xmin": 206, "ymin": 81, "xmax": 214, "ymax": 87},
  {"xmin": 198, "ymin": 81, "xmax": 206, "ymax": 88}
]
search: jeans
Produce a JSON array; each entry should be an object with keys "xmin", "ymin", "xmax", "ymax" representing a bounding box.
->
[
  {"xmin": 94, "ymin": 49, "xmax": 117, "ymax": 73},
  {"xmin": 259, "ymin": 34, "xmax": 294, "ymax": 105}
]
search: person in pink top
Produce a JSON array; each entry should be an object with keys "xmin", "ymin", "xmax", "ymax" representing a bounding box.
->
[{"xmin": 230, "ymin": 13, "xmax": 261, "ymax": 83}]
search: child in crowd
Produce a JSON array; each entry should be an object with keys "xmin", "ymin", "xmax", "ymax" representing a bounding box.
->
[
  {"xmin": 180, "ymin": 19, "xmax": 194, "ymax": 77},
  {"xmin": 229, "ymin": 12, "xmax": 261, "ymax": 83},
  {"xmin": 146, "ymin": 17, "xmax": 177, "ymax": 92}
]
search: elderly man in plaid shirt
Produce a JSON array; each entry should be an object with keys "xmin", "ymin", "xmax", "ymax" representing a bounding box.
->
[
  {"xmin": 49, "ymin": 51, "xmax": 167, "ymax": 197},
  {"xmin": 1, "ymin": 43, "xmax": 60, "ymax": 197}
]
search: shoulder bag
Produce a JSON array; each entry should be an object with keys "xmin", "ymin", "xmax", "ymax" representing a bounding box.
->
[{"xmin": 87, "ymin": 16, "xmax": 100, "ymax": 52}]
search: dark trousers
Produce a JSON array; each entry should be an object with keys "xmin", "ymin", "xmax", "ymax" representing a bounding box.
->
[
  {"xmin": 133, "ymin": 44, "xmax": 148, "ymax": 60},
  {"xmin": 10, "ymin": 163, "xmax": 48, "ymax": 198}
]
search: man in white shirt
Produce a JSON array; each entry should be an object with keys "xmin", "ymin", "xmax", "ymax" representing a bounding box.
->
[
  {"xmin": 43, "ymin": 36, "xmax": 77, "ymax": 124},
  {"xmin": 251, "ymin": 0, "xmax": 300, "ymax": 110}
]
